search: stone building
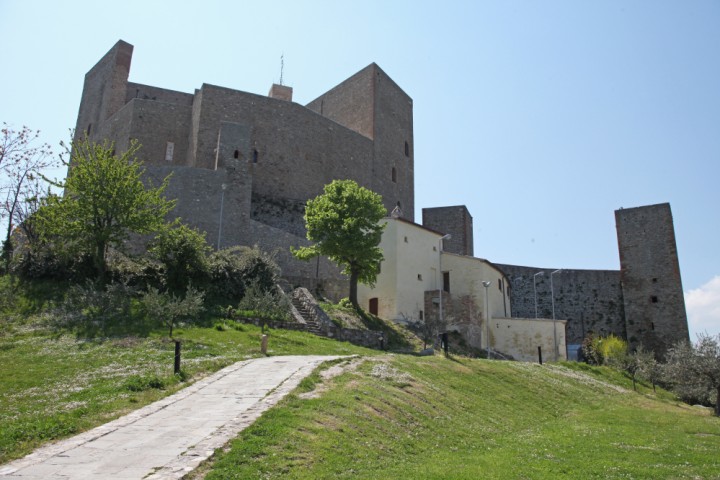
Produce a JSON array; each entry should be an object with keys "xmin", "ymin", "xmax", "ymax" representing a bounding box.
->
[
  {"xmin": 74, "ymin": 40, "xmax": 688, "ymax": 360},
  {"xmin": 74, "ymin": 40, "xmax": 414, "ymax": 297}
]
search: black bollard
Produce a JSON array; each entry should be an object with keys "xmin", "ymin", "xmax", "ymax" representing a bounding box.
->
[
  {"xmin": 538, "ymin": 346, "xmax": 543, "ymax": 365},
  {"xmin": 174, "ymin": 340, "xmax": 181, "ymax": 374}
]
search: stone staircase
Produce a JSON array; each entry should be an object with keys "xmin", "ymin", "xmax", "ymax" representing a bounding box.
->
[{"xmin": 291, "ymin": 294, "xmax": 323, "ymax": 335}]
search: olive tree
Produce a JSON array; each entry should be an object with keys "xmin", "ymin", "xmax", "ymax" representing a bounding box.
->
[
  {"xmin": 292, "ymin": 179, "xmax": 386, "ymax": 310},
  {"xmin": 664, "ymin": 333, "xmax": 720, "ymax": 416}
]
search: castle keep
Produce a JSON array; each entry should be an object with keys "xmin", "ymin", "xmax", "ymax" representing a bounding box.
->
[
  {"xmin": 75, "ymin": 40, "xmax": 413, "ymax": 296},
  {"xmin": 75, "ymin": 40, "xmax": 689, "ymax": 359}
]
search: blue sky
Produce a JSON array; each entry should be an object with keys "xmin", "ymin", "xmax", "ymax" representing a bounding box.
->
[{"xmin": 1, "ymin": 0, "xmax": 718, "ymax": 338}]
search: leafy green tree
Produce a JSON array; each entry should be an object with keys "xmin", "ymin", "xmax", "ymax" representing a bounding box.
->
[
  {"xmin": 292, "ymin": 180, "xmax": 386, "ymax": 310},
  {"xmin": 664, "ymin": 334, "xmax": 720, "ymax": 416},
  {"xmin": 37, "ymin": 139, "xmax": 174, "ymax": 282}
]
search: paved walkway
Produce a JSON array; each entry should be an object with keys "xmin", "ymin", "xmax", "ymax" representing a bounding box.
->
[{"xmin": 0, "ymin": 355, "xmax": 345, "ymax": 479}]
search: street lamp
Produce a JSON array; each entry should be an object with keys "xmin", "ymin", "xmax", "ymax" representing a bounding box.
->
[
  {"xmin": 550, "ymin": 269, "xmax": 562, "ymax": 361},
  {"xmin": 482, "ymin": 280, "xmax": 492, "ymax": 359},
  {"xmin": 217, "ymin": 183, "xmax": 227, "ymax": 250},
  {"xmin": 533, "ymin": 271, "xmax": 545, "ymax": 319},
  {"xmin": 438, "ymin": 234, "xmax": 452, "ymax": 338}
]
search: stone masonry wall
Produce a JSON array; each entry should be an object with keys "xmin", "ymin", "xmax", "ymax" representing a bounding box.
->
[
  {"xmin": 306, "ymin": 64, "xmax": 375, "ymax": 140},
  {"xmin": 496, "ymin": 264, "xmax": 626, "ymax": 346}
]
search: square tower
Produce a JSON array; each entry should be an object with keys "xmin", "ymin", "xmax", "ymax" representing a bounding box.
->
[
  {"xmin": 615, "ymin": 203, "xmax": 689, "ymax": 358},
  {"xmin": 422, "ymin": 205, "xmax": 473, "ymax": 256}
]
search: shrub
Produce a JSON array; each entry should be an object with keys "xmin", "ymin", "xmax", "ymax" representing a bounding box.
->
[
  {"xmin": 599, "ymin": 335, "xmax": 628, "ymax": 368},
  {"xmin": 54, "ymin": 281, "xmax": 140, "ymax": 335},
  {"xmin": 582, "ymin": 334, "xmax": 628, "ymax": 367},
  {"xmin": 140, "ymin": 286, "xmax": 205, "ymax": 337},
  {"xmin": 125, "ymin": 374, "xmax": 166, "ymax": 392},
  {"xmin": 207, "ymin": 245, "xmax": 281, "ymax": 300},
  {"xmin": 149, "ymin": 222, "xmax": 211, "ymax": 294},
  {"xmin": 237, "ymin": 280, "xmax": 291, "ymax": 321}
]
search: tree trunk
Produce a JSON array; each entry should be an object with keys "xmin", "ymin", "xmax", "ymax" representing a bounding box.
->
[
  {"xmin": 716, "ymin": 386, "xmax": 720, "ymax": 417},
  {"xmin": 349, "ymin": 268, "xmax": 359, "ymax": 311},
  {"xmin": 95, "ymin": 240, "xmax": 107, "ymax": 284}
]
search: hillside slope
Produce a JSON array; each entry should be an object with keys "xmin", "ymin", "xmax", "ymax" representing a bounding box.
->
[{"xmin": 202, "ymin": 355, "xmax": 720, "ymax": 479}]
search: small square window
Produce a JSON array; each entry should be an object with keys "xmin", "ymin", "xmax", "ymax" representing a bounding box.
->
[
  {"xmin": 419, "ymin": 310, "xmax": 424, "ymax": 320},
  {"xmin": 404, "ymin": 236, "xmax": 408, "ymax": 243},
  {"xmin": 417, "ymin": 274, "xmax": 423, "ymax": 281},
  {"xmin": 651, "ymin": 295, "xmax": 658, "ymax": 303},
  {"xmin": 165, "ymin": 142, "xmax": 175, "ymax": 162}
]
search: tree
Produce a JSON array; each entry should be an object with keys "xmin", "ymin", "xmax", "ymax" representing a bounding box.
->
[
  {"xmin": 37, "ymin": 139, "xmax": 175, "ymax": 282},
  {"xmin": 0, "ymin": 123, "xmax": 56, "ymax": 270},
  {"xmin": 141, "ymin": 286, "xmax": 205, "ymax": 338},
  {"xmin": 632, "ymin": 345, "xmax": 660, "ymax": 393},
  {"xmin": 292, "ymin": 180, "xmax": 386, "ymax": 310},
  {"xmin": 664, "ymin": 333, "xmax": 720, "ymax": 416}
]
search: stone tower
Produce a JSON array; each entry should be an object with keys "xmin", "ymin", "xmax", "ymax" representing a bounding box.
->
[
  {"xmin": 74, "ymin": 40, "xmax": 133, "ymax": 143},
  {"xmin": 615, "ymin": 203, "xmax": 689, "ymax": 358},
  {"xmin": 422, "ymin": 205, "xmax": 474, "ymax": 256},
  {"xmin": 306, "ymin": 64, "xmax": 414, "ymax": 221}
]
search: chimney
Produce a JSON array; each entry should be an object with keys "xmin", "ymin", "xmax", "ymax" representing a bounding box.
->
[{"xmin": 268, "ymin": 83, "xmax": 292, "ymax": 101}]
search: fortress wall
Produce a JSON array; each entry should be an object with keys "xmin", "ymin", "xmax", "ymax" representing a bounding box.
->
[
  {"xmin": 123, "ymin": 99, "xmax": 193, "ymax": 166},
  {"xmin": 496, "ymin": 264, "xmax": 626, "ymax": 345},
  {"xmin": 189, "ymin": 84, "xmax": 384, "ymax": 205},
  {"xmin": 126, "ymin": 82, "xmax": 194, "ymax": 106},
  {"xmin": 143, "ymin": 162, "xmax": 251, "ymax": 250},
  {"xmin": 243, "ymin": 219, "xmax": 348, "ymax": 301}
]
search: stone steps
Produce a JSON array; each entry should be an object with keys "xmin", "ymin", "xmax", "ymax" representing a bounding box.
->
[{"xmin": 291, "ymin": 297, "xmax": 323, "ymax": 335}]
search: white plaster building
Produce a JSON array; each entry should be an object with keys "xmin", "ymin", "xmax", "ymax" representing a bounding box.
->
[{"xmin": 358, "ymin": 217, "xmax": 567, "ymax": 362}]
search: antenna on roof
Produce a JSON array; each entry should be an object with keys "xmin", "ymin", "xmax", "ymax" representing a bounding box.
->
[{"xmin": 279, "ymin": 54, "xmax": 284, "ymax": 86}]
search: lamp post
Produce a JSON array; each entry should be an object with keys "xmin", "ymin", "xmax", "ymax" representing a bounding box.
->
[
  {"xmin": 482, "ymin": 280, "xmax": 492, "ymax": 359},
  {"xmin": 550, "ymin": 269, "xmax": 562, "ymax": 361},
  {"xmin": 533, "ymin": 271, "xmax": 545, "ymax": 319},
  {"xmin": 217, "ymin": 183, "xmax": 227, "ymax": 250},
  {"xmin": 438, "ymin": 234, "xmax": 452, "ymax": 339}
]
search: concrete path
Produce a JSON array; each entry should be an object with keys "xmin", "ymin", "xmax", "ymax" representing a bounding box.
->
[{"xmin": 0, "ymin": 355, "xmax": 345, "ymax": 479}]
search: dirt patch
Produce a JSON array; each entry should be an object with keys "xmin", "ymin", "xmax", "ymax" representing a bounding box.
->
[{"xmin": 299, "ymin": 357, "xmax": 364, "ymax": 399}]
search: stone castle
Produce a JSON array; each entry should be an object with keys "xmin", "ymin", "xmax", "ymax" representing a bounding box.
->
[{"xmin": 75, "ymin": 40, "xmax": 688, "ymax": 358}]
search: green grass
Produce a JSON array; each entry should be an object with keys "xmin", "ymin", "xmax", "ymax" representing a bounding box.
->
[{"xmin": 200, "ymin": 355, "xmax": 720, "ymax": 479}]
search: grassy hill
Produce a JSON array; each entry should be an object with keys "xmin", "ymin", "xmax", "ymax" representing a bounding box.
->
[
  {"xmin": 198, "ymin": 356, "xmax": 720, "ymax": 479},
  {"xmin": 2, "ymin": 278, "xmax": 719, "ymax": 478}
]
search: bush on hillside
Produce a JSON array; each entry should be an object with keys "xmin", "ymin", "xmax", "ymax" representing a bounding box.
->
[
  {"xmin": 149, "ymin": 222, "xmax": 211, "ymax": 294},
  {"xmin": 208, "ymin": 246, "xmax": 281, "ymax": 300}
]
